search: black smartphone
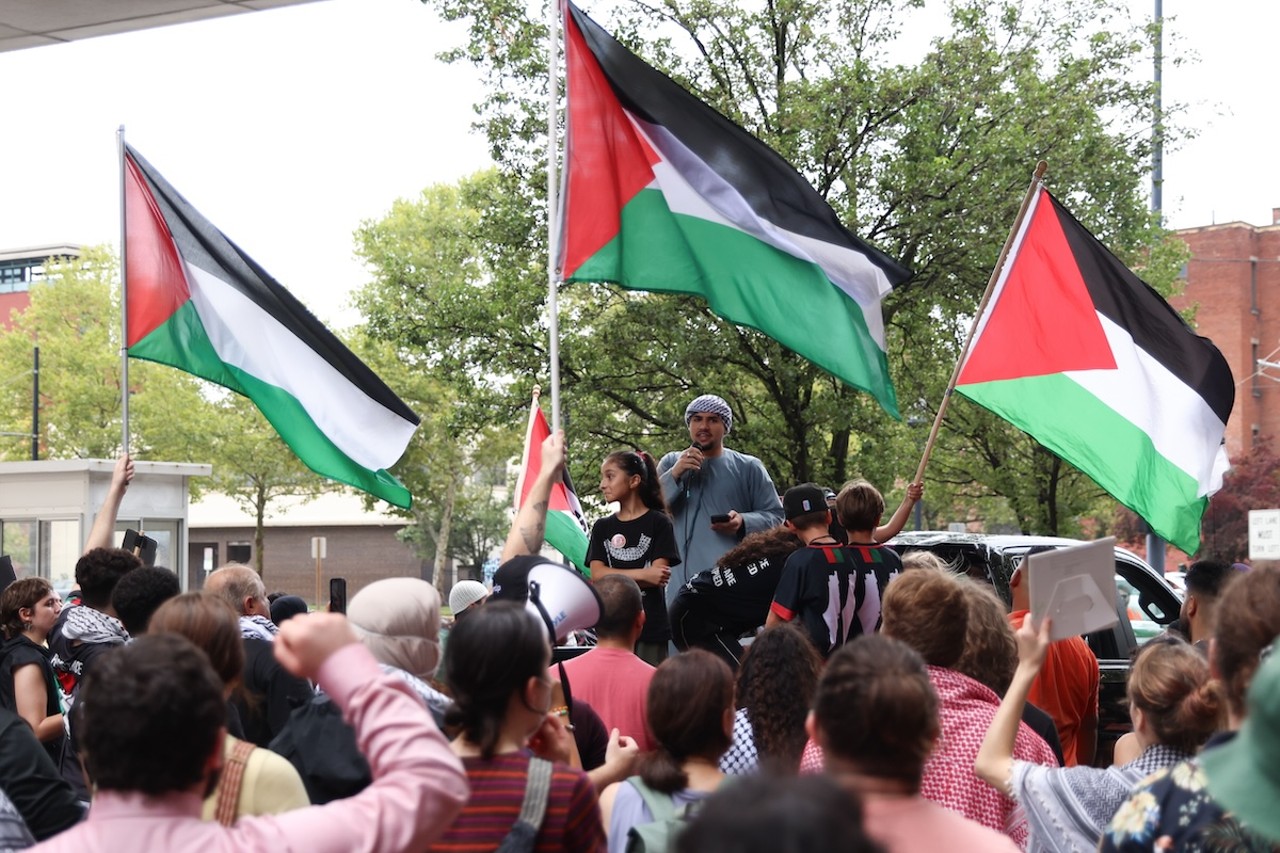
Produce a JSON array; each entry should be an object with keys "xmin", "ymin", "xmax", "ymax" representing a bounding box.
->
[
  {"xmin": 329, "ymin": 577, "xmax": 348, "ymax": 614},
  {"xmin": 710, "ymin": 513, "xmax": 731, "ymax": 524},
  {"xmin": 122, "ymin": 529, "xmax": 158, "ymax": 566}
]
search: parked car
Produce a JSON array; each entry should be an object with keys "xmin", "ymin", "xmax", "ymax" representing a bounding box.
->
[{"xmin": 889, "ymin": 531, "xmax": 1183, "ymax": 766}]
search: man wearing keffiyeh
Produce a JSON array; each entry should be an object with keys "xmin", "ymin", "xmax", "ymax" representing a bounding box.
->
[
  {"xmin": 49, "ymin": 456, "xmax": 138, "ymax": 699},
  {"xmin": 657, "ymin": 394, "xmax": 784, "ymax": 606},
  {"xmin": 205, "ymin": 565, "xmax": 314, "ymax": 747}
]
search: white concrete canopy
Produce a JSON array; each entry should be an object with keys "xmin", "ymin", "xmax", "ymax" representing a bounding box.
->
[
  {"xmin": 0, "ymin": 458, "xmax": 210, "ymax": 590},
  {"xmin": 0, "ymin": 0, "xmax": 325, "ymax": 53}
]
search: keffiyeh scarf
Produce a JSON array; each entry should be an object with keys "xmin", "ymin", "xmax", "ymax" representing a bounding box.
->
[
  {"xmin": 239, "ymin": 614, "xmax": 279, "ymax": 641},
  {"xmin": 62, "ymin": 605, "xmax": 128, "ymax": 645}
]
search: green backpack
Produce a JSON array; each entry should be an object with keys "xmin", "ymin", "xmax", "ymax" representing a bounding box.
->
[{"xmin": 623, "ymin": 776, "xmax": 727, "ymax": 853}]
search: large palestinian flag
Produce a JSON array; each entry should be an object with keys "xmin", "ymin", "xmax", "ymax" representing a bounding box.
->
[
  {"xmin": 123, "ymin": 145, "xmax": 419, "ymax": 507},
  {"xmin": 956, "ymin": 188, "xmax": 1233, "ymax": 554},
  {"xmin": 515, "ymin": 402, "xmax": 590, "ymax": 575},
  {"xmin": 558, "ymin": 1, "xmax": 910, "ymax": 417}
]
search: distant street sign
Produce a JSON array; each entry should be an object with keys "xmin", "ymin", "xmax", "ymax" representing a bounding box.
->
[{"xmin": 1248, "ymin": 510, "xmax": 1280, "ymax": 561}]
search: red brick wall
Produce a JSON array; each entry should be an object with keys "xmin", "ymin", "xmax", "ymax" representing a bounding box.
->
[
  {"xmin": 1172, "ymin": 221, "xmax": 1280, "ymax": 459},
  {"xmin": 188, "ymin": 524, "xmax": 430, "ymax": 606}
]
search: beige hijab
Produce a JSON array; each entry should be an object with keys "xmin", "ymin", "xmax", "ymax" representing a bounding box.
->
[{"xmin": 347, "ymin": 577, "xmax": 442, "ymax": 678}]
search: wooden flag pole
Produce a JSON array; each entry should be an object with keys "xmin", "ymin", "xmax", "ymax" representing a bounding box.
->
[
  {"xmin": 117, "ymin": 125, "xmax": 131, "ymax": 456},
  {"xmin": 912, "ymin": 160, "xmax": 1048, "ymax": 486}
]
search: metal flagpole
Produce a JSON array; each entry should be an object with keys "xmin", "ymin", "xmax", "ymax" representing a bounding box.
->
[
  {"xmin": 546, "ymin": 0, "xmax": 563, "ymax": 433},
  {"xmin": 117, "ymin": 125, "xmax": 130, "ymax": 455},
  {"xmin": 912, "ymin": 160, "xmax": 1048, "ymax": 485}
]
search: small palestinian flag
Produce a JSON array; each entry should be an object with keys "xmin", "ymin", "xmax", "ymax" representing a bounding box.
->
[
  {"xmin": 123, "ymin": 145, "xmax": 419, "ymax": 507},
  {"xmin": 516, "ymin": 402, "xmax": 590, "ymax": 574},
  {"xmin": 957, "ymin": 187, "xmax": 1233, "ymax": 554},
  {"xmin": 558, "ymin": 1, "xmax": 910, "ymax": 417}
]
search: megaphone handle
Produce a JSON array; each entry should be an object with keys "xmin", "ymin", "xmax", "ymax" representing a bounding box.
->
[{"xmin": 558, "ymin": 660, "xmax": 574, "ymax": 721}]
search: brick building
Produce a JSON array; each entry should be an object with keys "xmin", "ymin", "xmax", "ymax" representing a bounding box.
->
[
  {"xmin": 0, "ymin": 245, "xmax": 80, "ymax": 329},
  {"xmin": 1171, "ymin": 211, "xmax": 1280, "ymax": 458},
  {"xmin": 188, "ymin": 490, "xmax": 432, "ymax": 606}
]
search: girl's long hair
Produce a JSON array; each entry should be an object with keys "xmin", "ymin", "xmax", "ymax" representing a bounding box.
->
[
  {"xmin": 442, "ymin": 602, "xmax": 548, "ymax": 759},
  {"xmin": 637, "ymin": 650, "xmax": 734, "ymax": 793},
  {"xmin": 605, "ymin": 450, "xmax": 667, "ymax": 515}
]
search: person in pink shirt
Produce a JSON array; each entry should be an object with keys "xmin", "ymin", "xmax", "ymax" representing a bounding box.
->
[
  {"xmin": 812, "ymin": 634, "xmax": 1019, "ymax": 853},
  {"xmin": 559, "ymin": 575, "xmax": 656, "ymax": 751},
  {"xmin": 32, "ymin": 612, "xmax": 468, "ymax": 853}
]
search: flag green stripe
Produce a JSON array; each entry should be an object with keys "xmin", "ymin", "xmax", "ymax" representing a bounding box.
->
[
  {"xmin": 130, "ymin": 302, "xmax": 411, "ymax": 508},
  {"xmin": 957, "ymin": 373, "xmax": 1206, "ymax": 553},
  {"xmin": 571, "ymin": 188, "xmax": 898, "ymax": 416},
  {"xmin": 546, "ymin": 510, "xmax": 590, "ymax": 577}
]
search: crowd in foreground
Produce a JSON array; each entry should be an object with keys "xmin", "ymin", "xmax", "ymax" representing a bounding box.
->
[{"xmin": 0, "ymin": 395, "xmax": 1277, "ymax": 852}]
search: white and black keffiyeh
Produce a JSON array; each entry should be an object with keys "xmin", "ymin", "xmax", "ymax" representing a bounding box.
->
[
  {"xmin": 719, "ymin": 707, "xmax": 759, "ymax": 775},
  {"xmin": 239, "ymin": 614, "xmax": 279, "ymax": 641},
  {"xmin": 62, "ymin": 605, "xmax": 128, "ymax": 646},
  {"xmin": 684, "ymin": 394, "xmax": 733, "ymax": 433}
]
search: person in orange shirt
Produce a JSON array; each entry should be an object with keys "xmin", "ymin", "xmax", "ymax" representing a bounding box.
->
[{"xmin": 1007, "ymin": 558, "xmax": 1100, "ymax": 766}]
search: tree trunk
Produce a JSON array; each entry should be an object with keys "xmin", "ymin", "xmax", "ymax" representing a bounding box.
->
[
  {"xmin": 432, "ymin": 474, "xmax": 458, "ymax": 590},
  {"xmin": 254, "ymin": 485, "xmax": 267, "ymax": 577}
]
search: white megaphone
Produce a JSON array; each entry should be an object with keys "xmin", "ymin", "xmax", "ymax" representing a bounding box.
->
[{"xmin": 526, "ymin": 562, "xmax": 603, "ymax": 645}]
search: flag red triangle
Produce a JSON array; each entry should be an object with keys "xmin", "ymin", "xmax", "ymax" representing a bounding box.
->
[
  {"xmin": 559, "ymin": 0, "xmax": 662, "ymax": 278},
  {"xmin": 958, "ymin": 189, "xmax": 1117, "ymax": 385},
  {"xmin": 123, "ymin": 153, "xmax": 192, "ymax": 348},
  {"xmin": 517, "ymin": 404, "xmax": 578, "ymax": 514}
]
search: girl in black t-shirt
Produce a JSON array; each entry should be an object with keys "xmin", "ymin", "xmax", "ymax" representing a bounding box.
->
[{"xmin": 587, "ymin": 450, "xmax": 681, "ymax": 665}]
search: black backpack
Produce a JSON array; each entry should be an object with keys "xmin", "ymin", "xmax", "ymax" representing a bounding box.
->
[{"xmin": 268, "ymin": 694, "xmax": 371, "ymax": 804}]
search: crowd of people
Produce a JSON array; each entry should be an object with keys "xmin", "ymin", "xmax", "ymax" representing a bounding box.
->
[{"xmin": 0, "ymin": 393, "xmax": 1279, "ymax": 852}]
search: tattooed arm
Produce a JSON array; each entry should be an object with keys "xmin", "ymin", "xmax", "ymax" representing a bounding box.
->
[{"xmin": 501, "ymin": 430, "xmax": 567, "ymax": 561}]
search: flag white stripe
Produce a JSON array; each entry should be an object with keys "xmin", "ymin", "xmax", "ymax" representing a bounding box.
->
[
  {"xmin": 635, "ymin": 118, "xmax": 892, "ymax": 349},
  {"xmin": 1066, "ymin": 313, "xmax": 1228, "ymax": 497},
  {"xmin": 186, "ymin": 261, "xmax": 416, "ymax": 471}
]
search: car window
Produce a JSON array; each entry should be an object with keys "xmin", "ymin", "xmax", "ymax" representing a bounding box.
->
[{"xmin": 1114, "ymin": 561, "xmax": 1179, "ymax": 647}]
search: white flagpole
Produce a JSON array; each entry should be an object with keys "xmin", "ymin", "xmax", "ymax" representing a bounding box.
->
[
  {"xmin": 117, "ymin": 125, "xmax": 130, "ymax": 455},
  {"xmin": 546, "ymin": 0, "xmax": 563, "ymax": 433}
]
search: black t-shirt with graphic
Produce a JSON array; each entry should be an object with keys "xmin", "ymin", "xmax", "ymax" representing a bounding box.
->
[
  {"xmin": 675, "ymin": 548, "xmax": 795, "ymax": 638},
  {"xmin": 587, "ymin": 511, "xmax": 681, "ymax": 643},
  {"xmin": 770, "ymin": 543, "xmax": 902, "ymax": 657}
]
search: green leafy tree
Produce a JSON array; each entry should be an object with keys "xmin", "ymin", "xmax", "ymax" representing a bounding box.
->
[
  {"xmin": 0, "ymin": 247, "xmax": 215, "ymax": 463},
  {"xmin": 393, "ymin": 0, "xmax": 1185, "ymax": 533},
  {"xmin": 346, "ymin": 329, "xmax": 518, "ymax": 587},
  {"xmin": 205, "ymin": 393, "xmax": 321, "ymax": 577}
]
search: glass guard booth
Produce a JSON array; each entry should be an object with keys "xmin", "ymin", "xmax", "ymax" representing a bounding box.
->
[{"xmin": 0, "ymin": 459, "xmax": 210, "ymax": 592}]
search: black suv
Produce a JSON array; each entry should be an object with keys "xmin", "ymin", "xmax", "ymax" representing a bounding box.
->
[{"xmin": 890, "ymin": 531, "xmax": 1183, "ymax": 766}]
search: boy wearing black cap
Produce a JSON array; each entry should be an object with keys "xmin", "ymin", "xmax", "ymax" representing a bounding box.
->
[{"xmin": 766, "ymin": 481, "xmax": 902, "ymax": 657}]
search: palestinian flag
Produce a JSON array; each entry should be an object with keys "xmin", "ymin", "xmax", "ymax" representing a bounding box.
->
[
  {"xmin": 123, "ymin": 145, "xmax": 419, "ymax": 507},
  {"xmin": 559, "ymin": 1, "xmax": 910, "ymax": 417},
  {"xmin": 956, "ymin": 187, "xmax": 1233, "ymax": 554},
  {"xmin": 516, "ymin": 402, "xmax": 590, "ymax": 574}
]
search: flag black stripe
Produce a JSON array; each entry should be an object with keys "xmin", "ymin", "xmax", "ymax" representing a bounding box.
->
[
  {"xmin": 1050, "ymin": 193, "xmax": 1234, "ymax": 426},
  {"xmin": 125, "ymin": 145, "xmax": 419, "ymax": 427},
  {"xmin": 567, "ymin": 2, "xmax": 910, "ymax": 286}
]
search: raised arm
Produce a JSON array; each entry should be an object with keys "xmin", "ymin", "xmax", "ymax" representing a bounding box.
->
[
  {"xmin": 975, "ymin": 616, "xmax": 1051, "ymax": 794},
  {"xmin": 85, "ymin": 454, "xmax": 134, "ymax": 553},
  {"xmin": 874, "ymin": 482, "xmax": 923, "ymax": 542},
  {"xmin": 250, "ymin": 614, "xmax": 469, "ymax": 853},
  {"xmin": 502, "ymin": 430, "xmax": 566, "ymax": 561}
]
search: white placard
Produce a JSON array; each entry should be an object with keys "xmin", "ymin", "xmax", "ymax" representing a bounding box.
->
[
  {"xmin": 311, "ymin": 536, "xmax": 327, "ymax": 560},
  {"xmin": 1249, "ymin": 510, "xmax": 1280, "ymax": 561},
  {"xmin": 1026, "ymin": 537, "xmax": 1120, "ymax": 641}
]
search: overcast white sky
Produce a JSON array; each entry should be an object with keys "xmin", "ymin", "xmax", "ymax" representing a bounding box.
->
[{"xmin": 1, "ymin": 0, "xmax": 1276, "ymax": 328}]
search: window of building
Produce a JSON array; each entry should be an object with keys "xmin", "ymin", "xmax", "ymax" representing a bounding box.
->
[{"xmin": 227, "ymin": 542, "xmax": 252, "ymax": 564}]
